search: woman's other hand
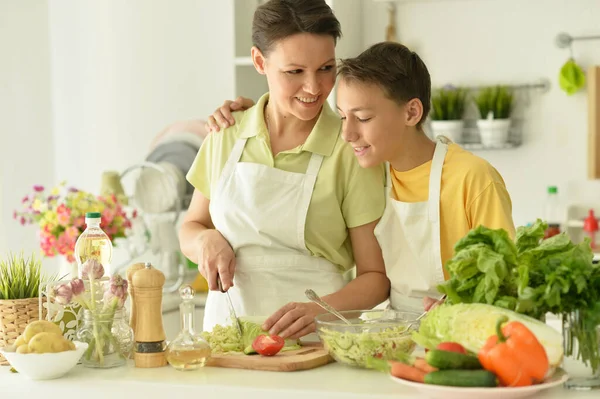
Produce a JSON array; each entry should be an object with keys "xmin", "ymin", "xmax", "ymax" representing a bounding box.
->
[
  {"xmin": 423, "ymin": 296, "xmax": 445, "ymax": 311},
  {"xmin": 262, "ymin": 302, "xmax": 322, "ymax": 339},
  {"xmin": 205, "ymin": 96, "xmax": 255, "ymax": 133}
]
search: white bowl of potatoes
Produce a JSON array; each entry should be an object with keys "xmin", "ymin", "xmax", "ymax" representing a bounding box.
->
[{"xmin": 0, "ymin": 320, "xmax": 88, "ymax": 380}]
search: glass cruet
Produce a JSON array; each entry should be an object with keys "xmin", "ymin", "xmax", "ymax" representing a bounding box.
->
[{"xmin": 165, "ymin": 285, "xmax": 211, "ymax": 371}]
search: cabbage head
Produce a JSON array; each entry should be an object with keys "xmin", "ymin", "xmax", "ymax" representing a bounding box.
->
[{"xmin": 412, "ymin": 303, "xmax": 564, "ymax": 367}]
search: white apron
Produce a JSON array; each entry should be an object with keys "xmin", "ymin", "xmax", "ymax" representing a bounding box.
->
[
  {"xmin": 374, "ymin": 140, "xmax": 449, "ymax": 313},
  {"xmin": 203, "ymin": 138, "xmax": 346, "ymax": 331}
]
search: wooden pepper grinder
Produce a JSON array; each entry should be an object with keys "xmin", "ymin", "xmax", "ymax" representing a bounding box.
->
[
  {"xmin": 126, "ymin": 262, "xmax": 146, "ymax": 335},
  {"xmin": 131, "ymin": 262, "xmax": 167, "ymax": 368}
]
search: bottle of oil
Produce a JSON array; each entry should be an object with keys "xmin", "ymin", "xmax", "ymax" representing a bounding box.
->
[
  {"xmin": 165, "ymin": 285, "xmax": 211, "ymax": 371},
  {"xmin": 74, "ymin": 212, "xmax": 113, "ymax": 278}
]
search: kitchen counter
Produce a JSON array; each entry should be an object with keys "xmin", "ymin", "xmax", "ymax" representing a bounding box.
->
[{"xmin": 1, "ymin": 360, "xmax": 598, "ymax": 399}]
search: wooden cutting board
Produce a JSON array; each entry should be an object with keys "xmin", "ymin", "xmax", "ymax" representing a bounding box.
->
[{"xmin": 206, "ymin": 342, "xmax": 333, "ymax": 372}]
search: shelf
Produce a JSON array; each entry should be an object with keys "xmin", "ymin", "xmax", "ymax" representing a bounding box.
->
[{"xmin": 235, "ymin": 57, "xmax": 254, "ymax": 66}]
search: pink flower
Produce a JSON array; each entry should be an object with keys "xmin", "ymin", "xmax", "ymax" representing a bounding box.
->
[
  {"xmin": 21, "ymin": 195, "xmax": 29, "ymax": 203},
  {"xmin": 19, "ymin": 217, "xmax": 26, "ymax": 226},
  {"xmin": 73, "ymin": 216, "xmax": 85, "ymax": 228},
  {"xmin": 56, "ymin": 204, "xmax": 71, "ymax": 227},
  {"xmin": 70, "ymin": 278, "xmax": 85, "ymax": 296},
  {"xmin": 103, "ymin": 274, "xmax": 128, "ymax": 309},
  {"xmin": 101, "ymin": 208, "xmax": 116, "ymax": 225},
  {"xmin": 65, "ymin": 226, "xmax": 80, "ymax": 239},
  {"xmin": 81, "ymin": 259, "xmax": 105, "ymax": 280},
  {"xmin": 33, "ymin": 185, "xmax": 44, "ymax": 192},
  {"xmin": 13, "ymin": 211, "xmax": 17, "ymax": 220},
  {"xmin": 50, "ymin": 283, "xmax": 73, "ymax": 305}
]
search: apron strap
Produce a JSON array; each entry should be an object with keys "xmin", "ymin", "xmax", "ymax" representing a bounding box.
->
[
  {"xmin": 428, "ymin": 139, "xmax": 449, "ymax": 285},
  {"xmin": 305, "ymin": 152, "xmax": 324, "ymax": 177},
  {"xmin": 298, "ymin": 152, "xmax": 324, "ymax": 249},
  {"xmin": 427, "ymin": 141, "xmax": 448, "ymax": 223},
  {"xmin": 221, "ymin": 138, "xmax": 247, "ymax": 182}
]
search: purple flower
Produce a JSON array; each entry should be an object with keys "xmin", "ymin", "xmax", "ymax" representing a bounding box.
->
[
  {"xmin": 50, "ymin": 283, "xmax": 73, "ymax": 305},
  {"xmin": 33, "ymin": 185, "xmax": 44, "ymax": 192},
  {"xmin": 68, "ymin": 187, "xmax": 79, "ymax": 193},
  {"xmin": 103, "ymin": 274, "xmax": 128, "ymax": 309},
  {"xmin": 70, "ymin": 278, "xmax": 85, "ymax": 296},
  {"xmin": 81, "ymin": 259, "xmax": 105, "ymax": 280}
]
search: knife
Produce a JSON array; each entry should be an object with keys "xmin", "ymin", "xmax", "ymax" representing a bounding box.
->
[{"xmin": 217, "ymin": 274, "xmax": 243, "ymax": 337}]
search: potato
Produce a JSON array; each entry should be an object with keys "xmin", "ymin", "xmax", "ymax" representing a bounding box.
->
[
  {"xmin": 16, "ymin": 344, "xmax": 30, "ymax": 354},
  {"xmin": 67, "ymin": 340, "xmax": 76, "ymax": 350},
  {"xmin": 14, "ymin": 335, "xmax": 26, "ymax": 348},
  {"xmin": 27, "ymin": 332, "xmax": 71, "ymax": 354},
  {"xmin": 23, "ymin": 320, "xmax": 63, "ymax": 343}
]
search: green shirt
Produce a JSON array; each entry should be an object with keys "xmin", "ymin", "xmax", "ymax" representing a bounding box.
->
[{"xmin": 187, "ymin": 93, "xmax": 385, "ymax": 271}]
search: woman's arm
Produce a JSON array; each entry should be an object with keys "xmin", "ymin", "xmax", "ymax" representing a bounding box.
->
[
  {"xmin": 179, "ymin": 190, "xmax": 236, "ymax": 291},
  {"xmin": 263, "ymin": 219, "xmax": 390, "ymax": 339}
]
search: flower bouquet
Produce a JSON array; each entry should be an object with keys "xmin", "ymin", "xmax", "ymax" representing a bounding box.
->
[
  {"xmin": 14, "ymin": 182, "xmax": 136, "ymax": 264},
  {"xmin": 50, "ymin": 260, "xmax": 133, "ymax": 368}
]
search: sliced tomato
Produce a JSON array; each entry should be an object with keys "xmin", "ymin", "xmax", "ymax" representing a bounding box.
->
[
  {"xmin": 436, "ymin": 341, "xmax": 467, "ymax": 354},
  {"xmin": 252, "ymin": 334, "xmax": 285, "ymax": 356}
]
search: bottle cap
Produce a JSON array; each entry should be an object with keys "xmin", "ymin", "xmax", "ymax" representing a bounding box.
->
[
  {"xmin": 547, "ymin": 186, "xmax": 558, "ymax": 194},
  {"xmin": 86, "ymin": 212, "xmax": 101, "ymax": 219},
  {"xmin": 583, "ymin": 209, "xmax": 598, "ymax": 232}
]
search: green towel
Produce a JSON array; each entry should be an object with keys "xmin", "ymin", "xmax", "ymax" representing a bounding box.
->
[{"xmin": 559, "ymin": 58, "xmax": 586, "ymax": 95}]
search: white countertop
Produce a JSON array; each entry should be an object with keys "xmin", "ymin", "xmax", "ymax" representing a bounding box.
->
[{"xmin": 2, "ymin": 360, "xmax": 598, "ymax": 399}]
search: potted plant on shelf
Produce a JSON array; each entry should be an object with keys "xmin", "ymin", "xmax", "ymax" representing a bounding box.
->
[
  {"xmin": 429, "ymin": 85, "xmax": 467, "ymax": 143},
  {"xmin": 0, "ymin": 252, "xmax": 56, "ymax": 365},
  {"xmin": 475, "ymin": 85, "xmax": 513, "ymax": 147}
]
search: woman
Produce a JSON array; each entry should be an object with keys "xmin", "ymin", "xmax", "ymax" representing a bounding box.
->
[
  {"xmin": 180, "ymin": 0, "xmax": 389, "ymax": 339},
  {"xmin": 206, "ymin": 43, "xmax": 516, "ymax": 314}
]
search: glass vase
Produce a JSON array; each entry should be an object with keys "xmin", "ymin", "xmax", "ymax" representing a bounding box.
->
[
  {"xmin": 562, "ymin": 310, "xmax": 600, "ymax": 390},
  {"xmin": 76, "ymin": 308, "xmax": 133, "ymax": 368}
]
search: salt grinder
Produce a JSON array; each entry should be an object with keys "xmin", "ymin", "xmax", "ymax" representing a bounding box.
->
[
  {"xmin": 131, "ymin": 262, "xmax": 167, "ymax": 368},
  {"xmin": 126, "ymin": 262, "xmax": 145, "ymax": 335}
]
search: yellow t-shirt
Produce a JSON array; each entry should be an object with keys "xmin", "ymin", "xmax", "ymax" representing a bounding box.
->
[
  {"xmin": 187, "ymin": 93, "xmax": 386, "ymax": 271},
  {"xmin": 391, "ymin": 143, "xmax": 515, "ymax": 276}
]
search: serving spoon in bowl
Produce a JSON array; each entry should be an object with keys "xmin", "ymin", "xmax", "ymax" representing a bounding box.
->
[{"xmin": 305, "ymin": 289, "xmax": 352, "ymax": 325}]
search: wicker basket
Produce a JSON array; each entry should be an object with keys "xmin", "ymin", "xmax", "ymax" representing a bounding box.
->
[{"xmin": 0, "ymin": 297, "xmax": 47, "ymax": 365}]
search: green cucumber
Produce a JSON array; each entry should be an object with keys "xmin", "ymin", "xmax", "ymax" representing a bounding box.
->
[
  {"xmin": 424, "ymin": 370, "xmax": 498, "ymax": 387},
  {"xmin": 425, "ymin": 349, "xmax": 482, "ymax": 370}
]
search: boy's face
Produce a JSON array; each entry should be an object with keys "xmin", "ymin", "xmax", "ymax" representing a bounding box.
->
[{"xmin": 337, "ymin": 79, "xmax": 408, "ymax": 168}]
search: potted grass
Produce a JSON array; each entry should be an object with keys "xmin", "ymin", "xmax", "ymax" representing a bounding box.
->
[
  {"xmin": 0, "ymin": 252, "xmax": 55, "ymax": 365},
  {"xmin": 429, "ymin": 85, "xmax": 467, "ymax": 143},
  {"xmin": 475, "ymin": 85, "xmax": 514, "ymax": 147}
]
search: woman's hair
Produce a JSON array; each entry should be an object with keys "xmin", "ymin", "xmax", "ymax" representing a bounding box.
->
[
  {"xmin": 338, "ymin": 42, "xmax": 432, "ymax": 128},
  {"xmin": 252, "ymin": 0, "xmax": 342, "ymax": 56}
]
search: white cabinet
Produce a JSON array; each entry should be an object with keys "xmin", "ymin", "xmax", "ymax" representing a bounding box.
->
[{"xmin": 231, "ymin": 0, "xmax": 365, "ymax": 104}]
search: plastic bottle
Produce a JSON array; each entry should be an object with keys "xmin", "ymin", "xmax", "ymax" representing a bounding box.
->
[
  {"xmin": 543, "ymin": 186, "xmax": 562, "ymax": 239},
  {"xmin": 583, "ymin": 209, "xmax": 599, "ymax": 250},
  {"xmin": 74, "ymin": 212, "xmax": 113, "ymax": 278}
]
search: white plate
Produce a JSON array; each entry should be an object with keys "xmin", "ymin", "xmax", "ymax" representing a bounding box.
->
[{"xmin": 390, "ymin": 368, "xmax": 569, "ymax": 399}]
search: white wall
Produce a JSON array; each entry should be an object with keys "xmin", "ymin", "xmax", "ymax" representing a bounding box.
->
[
  {"xmin": 48, "ymin": 0, "xmax": 234, "ymax": 193},
  {"xmin": 0, "ymin": 1, "xmax": 54, "ymax": 257},
  {"xmin": 0, "ymin": 1, "xmax": 234, "ymax": 269},
  {"xmin": 363, "ymin": 0, "xmax": 600, "ymax": 227}
]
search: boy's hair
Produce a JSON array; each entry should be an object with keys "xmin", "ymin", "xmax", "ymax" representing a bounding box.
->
[
  {"xmin": 252, "ymin": 0, "xmax": 342, "ymax": 57},
  {"xmin": 338, "ymin": 42, "xmax": 431, "ymax": 128}
]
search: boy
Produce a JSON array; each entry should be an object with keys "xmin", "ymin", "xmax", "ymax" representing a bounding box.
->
[{"xmin": 335, "ymin": 42, "xmax": 515, "ymax": 312}]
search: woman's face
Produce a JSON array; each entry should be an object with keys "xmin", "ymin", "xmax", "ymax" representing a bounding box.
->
[{"xmin": 253, "ymin": 33, "xmax": 336, "ymax": 121}]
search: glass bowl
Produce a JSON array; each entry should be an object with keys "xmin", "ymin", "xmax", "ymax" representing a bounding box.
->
[{"xmin": 315, "ymin": 309, "xmax": 420, "ymax": 368}]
